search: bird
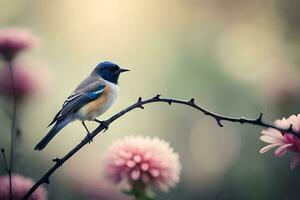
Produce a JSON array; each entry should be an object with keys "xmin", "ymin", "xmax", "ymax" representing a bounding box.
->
[{"xmin": 34, "ymin": 61, "xmax": 129, "ymax": 151}]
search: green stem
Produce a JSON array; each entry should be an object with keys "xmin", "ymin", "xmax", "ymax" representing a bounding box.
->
[{"xmin": 130, "ymin": 181, "xmax": 154, "ymax": 200}]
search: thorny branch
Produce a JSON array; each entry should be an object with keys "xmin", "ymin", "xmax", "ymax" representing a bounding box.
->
[{"xmin": 21, "ymin": 94, "xmax": 300, "ymax": 199}]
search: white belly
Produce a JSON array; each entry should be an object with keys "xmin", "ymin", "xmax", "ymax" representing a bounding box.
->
[{"xmin": 92, "ymin": 84, "xmax": 119, "ymax": 118}]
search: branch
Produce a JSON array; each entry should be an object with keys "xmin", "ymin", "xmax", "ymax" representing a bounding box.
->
[{"xmin": 21, "ymin": 94, "xmax": 300, "ymax": 199}]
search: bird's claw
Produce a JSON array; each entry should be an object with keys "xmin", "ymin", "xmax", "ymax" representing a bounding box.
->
[
  {"xmin": 102, "ymin": 122, "xmax": 109, "ymax": 132},
  {"xmin": 86, "ymin": 133, "xmax": 93, "ymax": 143},
  {"xmin": 95, "ymin": 119, "xmax": 109, "ymax": 132}
]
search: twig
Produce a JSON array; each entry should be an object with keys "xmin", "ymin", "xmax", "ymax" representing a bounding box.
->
[
  {"xmin": 1, "ymin": 148, "xmax": 9, "ymax": 172},
  {"xmin": 21, "ymin": 94, "xmax": 300, "ymax": 200}
]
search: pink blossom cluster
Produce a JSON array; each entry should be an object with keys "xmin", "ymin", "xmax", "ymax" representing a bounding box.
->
[
  {"xmin": 0, "ymin": 174, "xmax": 47, "ymax": 200},
  {"xmin": 0, "ymin": 28, "xmax": 37, "ymax": 60},
  {"xmin": 103, "ymin": 135, "xmax": 181, "ymax": 191},
  {"xmin": 260, "ymin": 114, "xmax": 300, "ymax": 169}
]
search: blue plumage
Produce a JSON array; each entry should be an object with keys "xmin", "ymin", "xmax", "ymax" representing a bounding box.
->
[
  {"xmin": 47, "ymin": 84, "xmax": 105, "ymax": 127},
  {"xmin": 35, "ymin": 117, "xmax": 72, "ymax": 151},
  {"xmin": 86, "ymin": 85, "xmax": 105, "ymax": 99},
  {"xmin": 34, "ymin": 61, "xmax": 129, "ymax": 151},
  {"xmin": 95, "ymin": 61, "xmax": 126, "ymax": 84}
]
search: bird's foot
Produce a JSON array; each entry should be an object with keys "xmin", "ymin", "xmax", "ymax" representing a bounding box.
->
[
  {"xmin": 94, "ymin": 119, "xmax": 109, "ymax": 132},
  {"xmin": 82, "ymin": 121, "xmax": 93, "ymax": 143},
  {"xmin": 86, "ymin": 132, "xmax": 93, "ymax": 143}
]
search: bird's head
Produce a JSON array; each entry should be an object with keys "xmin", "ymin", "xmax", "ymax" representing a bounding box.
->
[{"xmin": 93, "ymin": 61, "xmax": 129, "ymax": 84}]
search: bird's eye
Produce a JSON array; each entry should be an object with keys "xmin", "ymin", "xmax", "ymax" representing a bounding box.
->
[{"xmin": 109, "ymin": 65, "xmax": 119, "ymax": 72}]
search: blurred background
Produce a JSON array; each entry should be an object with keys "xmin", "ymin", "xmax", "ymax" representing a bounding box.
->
[{"xmin": 1, "ymin": 0, "xmax": 300, "ymax": 199}]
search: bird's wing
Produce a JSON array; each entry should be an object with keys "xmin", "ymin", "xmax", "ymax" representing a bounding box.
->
[{"xmin": 48, "ymin": 81, "xmax": 105, "ymax": 127}]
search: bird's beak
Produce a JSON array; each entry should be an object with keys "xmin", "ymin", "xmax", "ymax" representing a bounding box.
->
[{"xmin": 118, "ymin": 68, "xmax": 130, "ymax": 73}]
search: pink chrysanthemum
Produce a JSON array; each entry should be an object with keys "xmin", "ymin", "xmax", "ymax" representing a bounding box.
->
[
  {"xmin": 0, "ymin": 28, "xmax": 37, "ymax": 60},
  {"xmin": 0, "ymin": 64, "xmax": 38, "ymax": 100},
  {"xmin": 0, "ymin": 174, "xmax": 47, "ymax": 200},
  {"xmin": 260, "ymin": 114, "xmax": 300, "ymax": 169},
  {"xmin": 103, "ymin": 136, "xmax": 181, "ymax": 192}
]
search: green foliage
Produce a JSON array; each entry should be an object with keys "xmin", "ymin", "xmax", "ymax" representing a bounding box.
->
[{"xmin": 124, "ymin": 181, "xmax": 155, "ymax": 200}]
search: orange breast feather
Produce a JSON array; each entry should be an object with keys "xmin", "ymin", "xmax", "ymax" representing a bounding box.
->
[{"xmin": 81, "ymin": 85, "xmax": 110, "ymax": 118}]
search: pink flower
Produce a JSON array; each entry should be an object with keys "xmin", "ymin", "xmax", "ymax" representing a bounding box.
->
[
  {"xmin": 260, "ymin": 114, "xmax": 300, "ymax": 169},
  {"xmin": 0, "ymin": 28, "xmax": 37, "ymax": 60},
  {"xmin": 103, "ymin": 136, "xmax": 181, "ymax": 192},
  {"xmin": 0, "ymin": 174, "xmax": 47, "ymax": 200},
  {"xmin": 0, "ymin": 64, "xmax": 38, "ymax": 101}
]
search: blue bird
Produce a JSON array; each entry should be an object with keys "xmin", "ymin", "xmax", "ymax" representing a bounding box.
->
[{"xmin": 35, "ymin": 61, "xmax": 129, "ymax": 151}]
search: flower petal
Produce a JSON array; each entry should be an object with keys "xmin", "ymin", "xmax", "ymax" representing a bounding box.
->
[
  {"xmin": 130, "ymin": 169, "xmax": 141, "ymax": 180},
  {"xmin": 262, "ymin": 129, "xmax": 284, "ymax": 139},
  {"xmin": 259, "ymin": 144, "xmax": 281, "ymax": 154},
  {"xmin": 103, "ymin": 135, "xmax": 181, "ymax": 191},
  {"xmin": 260, "ymin": 135, "xmax": 284, "ymax": 144},
  {"xmin": 290, "ymin": 154, "xmax": 300, "ymax": 170},
  {"xmin": 126, "ymin": 160, "xmax": 136, "ymax": 168},
  {"xmin": 274, "ymin": 144, "xmax": 292, "ymax": 157}
]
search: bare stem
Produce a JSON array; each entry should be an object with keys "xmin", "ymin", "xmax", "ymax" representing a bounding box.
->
[
  {"xmin": 1, "ymin": 148, "xmax": 9, "ymax": 172},
  {"xmin": 21, "ymin": 94, "xmax": 300, "ymax": 200},
  {"xmin": 8, "ymin": 60, "xmax": 17, "ymax": 200}
]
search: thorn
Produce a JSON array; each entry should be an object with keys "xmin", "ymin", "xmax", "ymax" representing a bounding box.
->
[
  {"xmin": 217, "ymin": 121, "xmax": 223, "ymax": 127},
  {"xmin": 256, "ymin": 112, "xmax": 263, "ymax": 122},
  {"xmin": 240, "ymin": 117, "xmax": 246, "ymax": 124},
  {"xmin": 138, "ymin": 105, "xmax": 144, "ymax": 109},
  {"xmin": 216, "ymin": 119, "xmax": 223, "ymax": 127},
  {"xmin": 52, "ymin": 158, "xmax": 60, "ymax": 163},
  {"xmin": 1, "ymin": 148, "xmax": 4, "ymax": 153},
  {"xmin": 189, "ymin": 98, "xmax": 195, "ymax": 104},
  {"xmin": 154, "ymin": 94, "xmax": 161, "ymax": 99},
  {"xmin": 167, "ymin": 100, "xmax": 172, "ymax": 105},
  {"xmin": 137, "ymin": 97, "xmax": 144, "ymax": 109},
  {"xmin": 53, "ymin": 158, "xmax": 63, "ymax": 166}
]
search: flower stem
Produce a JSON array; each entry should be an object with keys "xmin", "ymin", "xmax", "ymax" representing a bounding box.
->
[
  {"xmin": 8, "ymin": 59, "xmax": 17, "ymax": 200},
  {"xmin": 130, "ymin": 181, "xmax": 154, "ymax": 200}
]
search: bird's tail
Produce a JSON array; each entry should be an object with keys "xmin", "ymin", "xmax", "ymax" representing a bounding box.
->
[{"xmin": 35, "ymin": 118, "xmax": 71, "ymax": 151}]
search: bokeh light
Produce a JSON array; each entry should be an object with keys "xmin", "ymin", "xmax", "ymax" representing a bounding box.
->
[{"xmin": 1, "ymin": 0, "xmax": 300, "ymax": 199}]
